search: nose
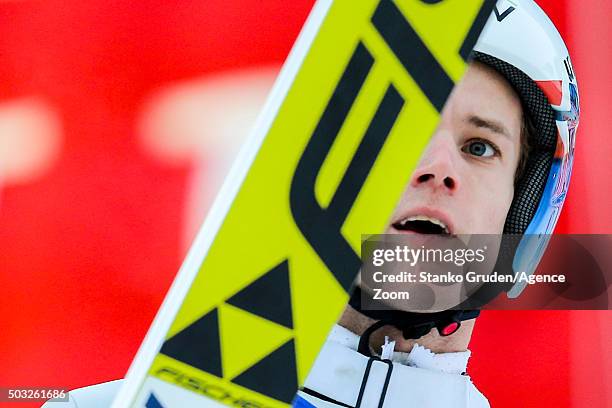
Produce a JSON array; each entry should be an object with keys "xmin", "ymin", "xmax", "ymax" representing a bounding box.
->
[{"xmin": 410, "ymin": 134, "xmax": 461, "ymax": 193}]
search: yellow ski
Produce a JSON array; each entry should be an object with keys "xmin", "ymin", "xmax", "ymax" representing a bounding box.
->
[{"xmin": 112, "ymin": 1, "xmax": 495, "ymax": 406}]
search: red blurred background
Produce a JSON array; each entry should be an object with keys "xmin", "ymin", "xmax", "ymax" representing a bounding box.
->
[{"xmin": 0, "ymin": 1, "xmax": 610, "ymax": 407}]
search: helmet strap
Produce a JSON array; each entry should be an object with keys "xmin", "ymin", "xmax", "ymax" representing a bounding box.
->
[{"xmin": 349, "ymin": 287, "xmax": 480, "ymax": 357}]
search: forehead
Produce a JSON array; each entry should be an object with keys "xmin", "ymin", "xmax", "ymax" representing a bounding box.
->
[{"xmin": 444, "ymin": 62, "xmax": 523, "ymax": 135}]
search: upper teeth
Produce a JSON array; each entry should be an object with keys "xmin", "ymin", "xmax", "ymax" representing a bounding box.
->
[{"xmin": 399, "ymin": 215, "xmax": 449, "ymax": 233}]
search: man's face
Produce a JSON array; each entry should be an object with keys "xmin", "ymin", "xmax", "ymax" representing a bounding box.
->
[{"xmin": 387, "ymin": 62, "xmax": 523, "ymax": 236}]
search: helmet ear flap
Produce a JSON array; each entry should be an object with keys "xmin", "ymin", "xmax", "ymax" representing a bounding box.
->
[
  {"xmin": 471, "ymin": 52, "xmax": 559, "ymax": 298},
  {"xmin": 471, "ymin": 52, "xmax": 557, "ymax": 236}
]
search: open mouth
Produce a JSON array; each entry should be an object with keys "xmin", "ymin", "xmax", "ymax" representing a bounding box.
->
[{"xmin": 392, "ymin": 215, "xmax": 450, "ymax": 235}]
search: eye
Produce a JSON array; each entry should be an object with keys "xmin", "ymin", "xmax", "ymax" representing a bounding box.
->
[{"xmin": 462, "ymin": 139, "xmax": 499, "ymax": 158}]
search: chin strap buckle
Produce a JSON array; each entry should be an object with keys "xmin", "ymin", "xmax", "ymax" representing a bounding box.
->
[
  {"xmin": 439, "ymin": 320, "xmax": 461, "ymax": 336},
  {"xmin": 399, "ymin": 315, "xmax": 460, "ymax": 339},
  {"xmin": 358, "ymin": 311, "xmax": 479, "ymax": 357}
]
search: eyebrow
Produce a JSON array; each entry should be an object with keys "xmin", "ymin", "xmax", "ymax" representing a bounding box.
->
[{"xmin": 466, "ymin": 115, "xmax": 511, "ymax": 139}]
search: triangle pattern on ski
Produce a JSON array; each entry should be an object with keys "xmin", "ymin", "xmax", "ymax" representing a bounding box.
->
[
  {"xmin": 231, "ymin": 340, "xmax": 298, "ymax": 404},
  {"xmin": 218, "ymin": 303, "xmax": 293, "ymax": 380},
  {"xmin": 226, "ymin": 259, "xmax": 294, "ymax": 329},
  {"xmin": 159, "ymin": 308, "xmax": 223, "ymax": 378},
  {"xmin": 145, "ymin": 393, "xmax": 164, "ymax": 408}
]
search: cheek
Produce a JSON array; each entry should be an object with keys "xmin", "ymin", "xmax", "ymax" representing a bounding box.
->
[
  {"xmin": 464, "ymin": 171, "xmax": 515, "ymax": 233},
  {"xmin": 488, "ymin": 189, "xmax": 514, "ymax": 232}
]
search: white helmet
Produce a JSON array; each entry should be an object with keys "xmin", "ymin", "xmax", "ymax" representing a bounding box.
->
[{"xmin": 473, "ymin": 0, "xmax": 580, "ymax": 296}]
